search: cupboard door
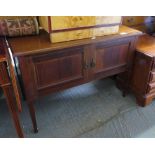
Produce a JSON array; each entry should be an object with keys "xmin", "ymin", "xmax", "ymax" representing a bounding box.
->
[
  {"xmin": 31, "ymin": 47, "xmax": 87, "ymax": 94},
  {"xmin": 91, "ymin": 40, "xmax": 131, "ymax": 79}
]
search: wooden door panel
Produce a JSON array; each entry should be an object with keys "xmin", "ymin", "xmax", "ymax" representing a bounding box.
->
[
  {"xmin": 32, "ymin": 47, "xmax": 86, "ymax": 90},
  {"xmin": 94, "ymin": 43, "xmax": 129, "ymax": 76},
  {"xmin": 96, "ymin": 44, "xmax": 128, "ymax": 70}
]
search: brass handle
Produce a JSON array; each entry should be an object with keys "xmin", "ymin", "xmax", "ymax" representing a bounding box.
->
[
  {"xmin": 90, "ymin": 58, "xmax": 96, "ymax": 68},
  {"xmin": 84, "ymin": 58, "xmax": 96, "ymax": 69}
]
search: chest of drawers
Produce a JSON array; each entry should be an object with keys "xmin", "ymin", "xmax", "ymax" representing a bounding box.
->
[{"xmin": 131, "ymin": 35, "xmax": 155, "ymax": 106}]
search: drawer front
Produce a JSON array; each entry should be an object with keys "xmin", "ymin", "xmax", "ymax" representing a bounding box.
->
[
  {"xmin": 149, "ymin": 71, "xmax": 155, "ymax": 82},
  {"xmin": 152, "ymin": 58, "xmax": 155, "ymax": 71},
  {"xmin": 147, "ymin": 83, "xmax": 155, "ymax": 94},
  {"xmin": 123, "ymin": 16, "xmax": 144, "ymax": 26}
]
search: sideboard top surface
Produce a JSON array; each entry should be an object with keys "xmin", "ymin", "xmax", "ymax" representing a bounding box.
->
[
  {"xmin": 8, "ymin": 25, "xmax": 142, "ymax": 57},
  {"xmin": 136, "ymin": 34, "xmax": 155, "ymax": 57}
]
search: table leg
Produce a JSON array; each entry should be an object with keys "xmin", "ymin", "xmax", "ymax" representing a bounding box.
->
[
  {"xmin": 27, "ymin": 102, "xmax": 38, "ymax": 133},
  {"xmin": 3, "ymin": 87, "xmax": 24, "ymax": 138}
]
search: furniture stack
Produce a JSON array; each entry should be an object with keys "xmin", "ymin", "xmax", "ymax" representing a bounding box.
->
[
  {"xmin": 39, "ymin": 16, "xmax": 122, "ymax": 43},
  {"xmin": 4, "ymin": 16, "xmax": 155, "ymax": 137}
]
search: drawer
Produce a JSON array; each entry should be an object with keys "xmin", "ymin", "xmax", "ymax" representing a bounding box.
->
[
  {"xmin": 149, "ymin": 71, "xmax": 155, "ymax": 82},
  {"xmin": 152, "ymin": 58, "xmax": 155, "ymax": 70},
  {"xmin": 147, "ymin": 83, "xmax": 155, "ymax": 94},
  {"xmin": 123, "ymin": 17, "xmax": 146, "ymax": 26}
]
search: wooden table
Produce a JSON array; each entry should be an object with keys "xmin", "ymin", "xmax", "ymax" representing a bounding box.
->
[
  {"xmin": 0, "ymin": 38, "xmax": 24, "ymax": 138},
  {"xmin": 8, "ymin": 25, "xmax": 142, "ymax": 133}
]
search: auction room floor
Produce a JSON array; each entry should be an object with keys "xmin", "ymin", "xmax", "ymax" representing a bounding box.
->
[{"xmin": 1, "ymin": 78, "xmax": 155, "ymax": 138}]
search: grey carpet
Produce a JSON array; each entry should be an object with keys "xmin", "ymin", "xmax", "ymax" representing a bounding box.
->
[{"xmin": 0, "ymin": 78, "xmax": 155, "ymax": 138}]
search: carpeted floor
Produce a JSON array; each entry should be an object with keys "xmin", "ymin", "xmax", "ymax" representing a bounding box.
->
[{"xmin": 0, "ymin": 78, "xmax": 155, "ymax": 138}]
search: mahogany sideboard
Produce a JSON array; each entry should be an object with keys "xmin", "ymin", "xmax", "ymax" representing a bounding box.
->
[
  {"xmin": 0, "ymin": 38, "xmax": 24, "ymax": 137},
  {"xmin": 7, "ymin": 25, "xmax": 142, "ymax": 133},
  {"xmin": 131, "ymin": 34, "xmax": 155, "ymax": 106}
]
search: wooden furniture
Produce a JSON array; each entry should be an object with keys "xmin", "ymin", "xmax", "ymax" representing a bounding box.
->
[
  {"xmin": 122, "ymin": 16, "xmax": 155, "ymax": 34},
  {"xmin": 7, "ymin": 26, "xmax": 142, "ymax": 132},
  {"xmin": 131, "ymin": 34, "xmax": 155, "ymax": 106},
  {"xmin": 39, "ymin": 16, "xmax": 121, "ymax": 43},
  {"xmin": 0, "ymin": 38, "xmax": 24, "ymax": 137}
]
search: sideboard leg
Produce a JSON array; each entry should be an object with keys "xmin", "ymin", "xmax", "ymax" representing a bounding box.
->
[
  {"xmin": 122, "ymin": 90, "xmax": 127, "ymax": 97},
  {"xmin": 27, "ymin": 102, "xmax": 38, "ymax": 133},
  {"xmin": 135, "ymin": 94, "xmax": 153, "ymax": 107},
  {"xmin": 115, "ymin": 77, "xmax": 128, "ymax": 97}
]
